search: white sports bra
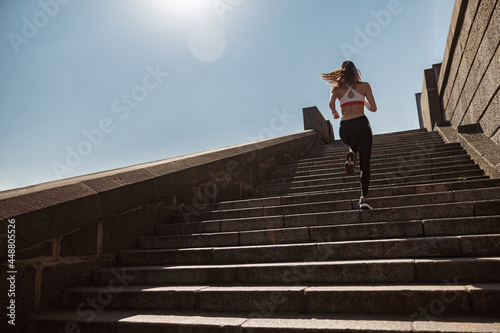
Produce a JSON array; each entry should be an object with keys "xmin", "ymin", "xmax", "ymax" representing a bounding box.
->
[{"xmin": 339, "ymin": 85, "xmax": 365, "ymax": 109}]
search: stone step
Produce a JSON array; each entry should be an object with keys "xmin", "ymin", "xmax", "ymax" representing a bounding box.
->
[
  {"xmin": 176, "ymin": 178, "xmax": 500, "ymax": 215},
  {"xmin": 156, "ymin": 212, "xmax": 500, "ymax": 249},
  {"xmin": 167, "ymin": 186, "xmax": 500, "ymax": 225},
  {"xmin": 258, "ymin": 163, "xmax": 480, "ymax": 192},
  {"xmin": 93, "ymin": 257, "xmax": 500, "ymax": 286},
  {"xmin": 138, "ymin": 230, "xmax": 500, "ymax": 263},
  {"xmin": 61, "ymin": 283, "xmax": 500, "ymax": 317},
  {"xmin": 27, "ymin": 310, "xmax": 500, "ymax": 333},
  {"xmin": 302, "ymin": 139, "xmax": 452, "ymax": 161},
  {"xmin": 270, "ymin": 151, "xmax": 471, "ymax": 181},
  {"xmin": 124, "ymin": 230, "xmax": 500, "ymax": 267},
  {"xmin": 265, "ymin": 155, "xmax": 475, "ymax": 184},
  {"xmin": 257, "ymin": 170, "xmax": 487, "ymax": 197},
  {"xmin": 275, "ymin": 142, "xmax": 464, "ymax": 170},
  {"xmin": 309, "ymin": 130, "xmax": 439, "ymax": 150}
]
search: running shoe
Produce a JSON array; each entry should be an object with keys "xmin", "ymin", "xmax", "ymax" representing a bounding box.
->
[
  {"xmin": 344, "ymin": 150, "xmax": 355, "ymax": 176},
  {"xmin": 359, "ymin": 196, "xmax": 374, "ymax": 210}
]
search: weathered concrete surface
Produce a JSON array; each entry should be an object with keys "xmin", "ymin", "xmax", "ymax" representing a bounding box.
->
[
  {"xmin": 1, "ymin": 128, "xmax": 325, "ymax": 332},
  {"xmin": 437, "ymin": 0, "xmax": 499, "ymax": 142},
  {"xmin": 436, "ymin": 121, "xmax": 500, "ymax": 178}
]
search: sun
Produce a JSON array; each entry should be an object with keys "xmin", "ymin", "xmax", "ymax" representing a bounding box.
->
[{"xmin": 149, "ymin": 0, "xmax": 214, "ymax": 24}]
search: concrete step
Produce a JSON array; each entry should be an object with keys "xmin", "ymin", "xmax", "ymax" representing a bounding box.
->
[
  {"xmin": 270, "ymin": 151, "xmax": 471, "ymax": 181},
  {"xmin": 154, "ymin": 212, "xmax": 500, "ymax": 243},
  {"xmin": 265, "ymin": 155, "xmax": 475, "ymax": 184},
  {"xmin": 61, "ymin": 283, "xmax": 500, "ymax": 317},
  {"xmin": 167, "ymin": 186, "xmax": 500, "ymax": 226},
  {"xmin": 93, "ymin": 257, "xmax": 500, "ymax": 286},
  {"xmin": 27, "ymin": 310, "xmax": 500, "ymax": 333},
  {"xmin": 258, "ymin": 163, "xmax": 481, "ymax": 192},
  {"xmin": 302, "ymin": 139, "xmax": 453, "ymax": 162},
  {"xmin": 257, "ymin": 170, "xmax": 488, "ymax": 197},
  {"xmin": 121, "ymin": 216, "xmax": 500, "ymax": 266},
  {"xmin": 127, "ymin": 233, "xmax": 500, "ymax": 269},
  {"xmin": 176, "ymin": 178, "xmax": 500, "ymax": 215},
  {"xmin": 138, "ymin": 231, "xmax": 500, "ymax": 263},
  {"xmin": 275, "ymin": 142, "xmax": 464, "ymax": 170}
]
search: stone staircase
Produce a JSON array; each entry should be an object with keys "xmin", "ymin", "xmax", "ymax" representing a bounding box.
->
[{"xmin": 28, "ymin": 129, "xmax": 500, "ymax": 332}]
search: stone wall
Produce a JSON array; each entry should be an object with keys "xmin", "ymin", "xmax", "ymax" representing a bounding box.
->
[
  {"xmin": 0, "ymin": 128, "xmax": 326, "ymax": 332},
  {"xmin": 438, "ymin": 0, "xmax": 499, "ymax": 143},
  {"xmin": 419, "ymin": 0, "xmax": 500, "ymax": 178}
]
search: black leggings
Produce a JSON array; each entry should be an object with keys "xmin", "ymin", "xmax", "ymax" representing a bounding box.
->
[{"xmin": 339, "ymin": 116, "xmax": 373, "ymax": 197}]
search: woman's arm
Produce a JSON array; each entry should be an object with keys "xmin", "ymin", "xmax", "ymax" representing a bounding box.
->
[
  {"xmin": 364, "ymin": 82, "xmax": 377, "ymax": 112},
  {"xmin": 329, "ymin": 87, "xmax": 340, "ymax": 119}
]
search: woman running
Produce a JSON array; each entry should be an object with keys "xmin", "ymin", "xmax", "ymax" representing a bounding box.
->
[{"xmin": 321, "ymin": 60, "xmax": 377, "ymax": 210}]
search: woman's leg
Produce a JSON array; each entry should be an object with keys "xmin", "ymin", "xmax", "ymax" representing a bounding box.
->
[
  {"xmin": 357, "ymin": 119, "xmax": 373, "ymax": 197},
  {"xmin": 339, "ymin": 123, "xmax": 358, "ymax": 176}
]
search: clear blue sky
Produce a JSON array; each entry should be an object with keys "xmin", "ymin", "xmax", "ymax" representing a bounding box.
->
[{"xmin": 0, "ymin": 0, "xmax": 455, "ymax": 191}]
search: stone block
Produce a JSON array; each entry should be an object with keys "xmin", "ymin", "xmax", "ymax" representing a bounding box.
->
[
  {"xmin": 155, "ymin": 220, "xmax": 221, "ymax": 236},
  {"xmin": 415, "ymin": 258, "xmax": 500, "ymax": 283},
  {"xmin": 474, "ymin": 199, "xmax": 500, "ymax": 216},
  {"xmin": 39, "ymin": 257, "xmax": 115, "ymax": 312},
  {"xmin": 310, "ymin": 221, "xmax": 423, "ymax": 243},
  {"xmin": 64, "ymin": 286, "xmax": 201, "ymax": 310},
  {"xmin": 454, "ymin": 187, "xmax": 500, "ymax": 202},
  {"xmin": 140, "ymin": 232, "xmax": 240, "ymax": 250},
  {"xmin": 423, "ymin": 216, "xmax": 500, "ymax": 236},
  {"xmin": 117, "ymin": 248, "xmax": 213, "ymax": 266},
  {"xmin": 199, "ymin": 286, "xmax": 304, "ymax": 312},
  {"xmin": 209, "ymin": 207, "xmax": 264, "ymax": 220},
  {"xmin": 470, "ymin": 284, "xmax": 500, "ymax": 316},
  {"xmin": 17, "ymin": 239, "xmax": 54, "ymax": 260},
  {"xmin": 0, "ymin": 182, "xmax": 100, "ymax": 253},
  {"xmin": 212, "ymin": 243, "xmax": 317, "ymax": 264},
  {"xmin": 102, "ymin": 204, "xmax": 157, "ymax": 255},
  {"xmin": 220, "ymin": 216, "xmax": 284, "ymax": 233},
  {"xmin": 284, "ymin": 210, "xmax": 360, "ymax": 228},
  {"xmin": 479, "ymin": 89, "xmax": 500, "ymax": 139},
  {"xmin": 239, "ymin": 227, "xmax": 309, "ymax": 246},
  {"xmin": 304, "ymin": 286, "xmax": 471, "ymax": 316},
  {"xmin": 94, "ymin": 265, "xmax": 238, "ymax": 285},
  {"xmin": 317, "ymin": 237, "xmax": 461, "ymax": 261},
  {"xmin": 459, "ymin": 234, "xmax": 500, "ymax": 256},
  {"xmin": 60, "ymin": 222, "xmax": 98, "ymax": 257}
]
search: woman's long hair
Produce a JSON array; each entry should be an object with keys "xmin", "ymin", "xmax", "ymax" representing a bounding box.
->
[{"xmin": 321, "ymin": 61, "xmax": 362, "ymax": 88}]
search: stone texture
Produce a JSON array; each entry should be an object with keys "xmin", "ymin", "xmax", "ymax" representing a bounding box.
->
[
  {"xmin": 423, "ymin": 216, "xmax": 500, "ymax": 236},
  {"xmin": 25, "ymin": 128, "xmax": 500, "ymax": 331},
  {"xmin": 415, "ymin": 258, "xmax": 500, "ymax": 283},
  {"xmin": 17, "ymin": 239, "xmax": 54, "ymax": 260},
  {"xmin": 304, "ymin": 285, "xmax": 471, "ymax": 316},
  {"xmin": 309, "ymin": 221, "xmax": 423, "ymax": 243},
  {"xmin": 83, "ymin": 169, "xmax": 158, "ymax": 218},
  {"xmin": 0, "ymin": 182, "xmax": 100, "ymax": 253},
  {"xmin": 198, "ymin": 286, "xmax": 305, "ymax": 313},
  {"xmin": 117, "ymin": 247, "xmax": 213, "ymax": 266},
  {"xmin": 102, "ymin": 204, "xmax": 158, "ymax": 255},
  {"xmin": 39, "ymin": 257, "xmax": 115, "ymax": 312},
  {"xmin": 474, "ymin": 199, "xmax": 500, "ymax": 216},
  {"xmin": 470, "ymin": 284, "xmax": 500, "ymax": 316},
  {"xmin": 459, "ymin": 234, "xmax": 500, "ymax": 256},
  {"xmin": 60, "ymin": 222, "xmax": 98, "ymax": 257}
]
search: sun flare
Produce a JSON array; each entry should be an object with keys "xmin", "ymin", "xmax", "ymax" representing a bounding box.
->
[{"xmin": 150, "ymin": 0, "xmax": 213, "ymax": 22}]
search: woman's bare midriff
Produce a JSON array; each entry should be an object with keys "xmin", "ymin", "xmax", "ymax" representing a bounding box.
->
[{"xmin": 340, "ymin": 105, "xmax": 366, "ymax": 121}]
